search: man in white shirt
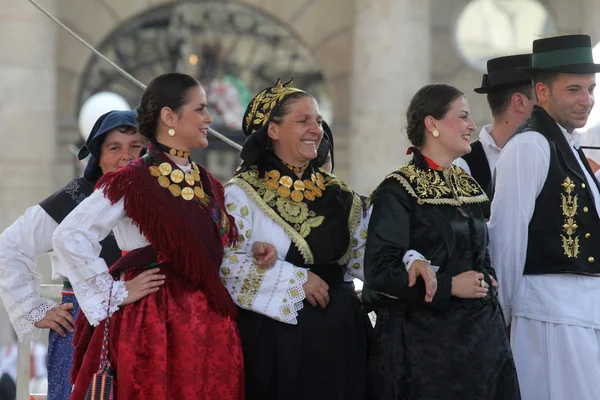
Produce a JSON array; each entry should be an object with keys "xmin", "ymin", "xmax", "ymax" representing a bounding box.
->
[
  {"xmin": 488, "ymin": 34, "xmax": 600, "ymax": 399},
  {"xmin": 454, "ymin": 54, "xmax": 536, "ymax": 218}
]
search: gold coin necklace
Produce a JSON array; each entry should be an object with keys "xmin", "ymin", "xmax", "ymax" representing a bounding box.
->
[
  {"xmin": 263, "ymin": 169, "xmax": 327, "ymax": 203},
  {"xmin": 149, "ymin": 161, "xmax": 207, "ymax": 204}
]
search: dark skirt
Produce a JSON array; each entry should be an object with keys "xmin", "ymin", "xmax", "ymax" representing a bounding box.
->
[
  {"xmin": 238, "ymin": 284, "xmax": 371, "ymax": 400},
  {"xmin": 367, "ymin": 299, "xmax": 520, "ymax": 400}
]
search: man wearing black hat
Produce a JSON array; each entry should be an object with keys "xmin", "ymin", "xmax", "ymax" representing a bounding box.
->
[
  {"xmin": 455, "ymin": 54, "xmax": 535, "ymax": 218},
  {"xmin": 488, "ymin": 34, "xmax": 600, "ymax": 399},
  {"xmin": 0, "ymin": 110, "xmax": 146, "ymax": 400}
]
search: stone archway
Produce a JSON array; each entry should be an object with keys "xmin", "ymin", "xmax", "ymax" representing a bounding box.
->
[{"xmin": 55, "ymin": 0, "xmax": 355, "ymax": 181}]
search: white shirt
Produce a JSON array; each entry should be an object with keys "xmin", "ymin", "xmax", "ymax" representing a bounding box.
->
[
  {"xmin": 488, "ymin": 125, "xmax": 600, "ymax": 328},
  {"xmin": 454, "ymin": 125, "xmax": 501, "ymax": 176},
  {"xmin": 0, "ymin": 205, "xmax": 60, "ymax": 342},
  {"xmin": 220, "ymin": 184, "xmax": 370, "ymax": 324}
]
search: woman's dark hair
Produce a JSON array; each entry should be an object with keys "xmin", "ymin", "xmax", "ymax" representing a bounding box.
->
[
  {"xmin": 270, "ymin": 92, "xmax": 315, "ymax": 125},
  {"xmin": 406, "ymin": 84, "xmax": 464, "ymax": 147},
  {"xmin": 114, "ymin": 125, "xmax": 138, "ymax": 135},
  {"xmin": 136, "ymin": 73, "xmax": 200, "ymax": 140}
]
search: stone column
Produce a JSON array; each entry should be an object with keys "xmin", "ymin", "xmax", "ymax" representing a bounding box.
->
[
  {"xmin": 349, "ymin": 0, "xmax": 431, "ymax": 194},
  {"xmin": 0, "ymin": 0, "xmax": 57, "ymax": 346}
]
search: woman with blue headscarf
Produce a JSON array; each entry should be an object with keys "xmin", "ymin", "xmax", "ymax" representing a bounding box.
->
[{"xmin": 0, "ymin": 110, "xmax": 147, "ymax": 400}]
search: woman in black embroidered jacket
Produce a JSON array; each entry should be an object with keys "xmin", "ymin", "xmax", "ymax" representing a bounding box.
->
[{"xmin": 363, "ymin": 84, "xmax": 520, "ymax": 399}]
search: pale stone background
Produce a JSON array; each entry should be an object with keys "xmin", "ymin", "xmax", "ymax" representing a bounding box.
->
[{"xmin": 2, "ymin": 0, "xmax": 600, "ymax": 348}]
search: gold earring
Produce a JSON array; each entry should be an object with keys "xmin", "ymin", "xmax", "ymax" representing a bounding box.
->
[
  {"xmin": 168, "ymin": 128, "xmax": 176, "ymax": 137},
  {"xmin": 432, "ymin": 129, "xmax": 440, "ymax": 138}
]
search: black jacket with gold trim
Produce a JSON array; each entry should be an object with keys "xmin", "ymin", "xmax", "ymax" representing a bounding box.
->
[
  {"xmin": 515, "ymin": 106, "xmax": 600, "ymax": 275},
  {"xmin": 362, "ymin": 153, "xmax": 496, "ymax": 311}
]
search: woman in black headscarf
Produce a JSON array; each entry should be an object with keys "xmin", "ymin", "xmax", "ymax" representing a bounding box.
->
[
  {"xmin": 220, "ymin": 79, "xmax": 370, "ymax": 400},
  {"xmin": 0, "ymin": 110, "xmax": 146, "ymax": 400}
]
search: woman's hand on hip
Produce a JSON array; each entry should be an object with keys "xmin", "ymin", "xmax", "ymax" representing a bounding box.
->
[{"xmin": 122, "ymin": 268, "xmax": 165, "ymax": 306}]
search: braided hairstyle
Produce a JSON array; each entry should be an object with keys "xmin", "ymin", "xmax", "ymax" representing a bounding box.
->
[
  {"xmin": 136, "ymin": 73, "xmax": 200, "ymax": 140},
  {"xmin": 405, "ymin": 84, "xmax": 464, "ymax": 147}
]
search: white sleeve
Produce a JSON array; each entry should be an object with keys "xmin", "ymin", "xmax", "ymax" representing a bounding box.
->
[
  {"xmin": 0, "ymin": 205, "xmax": 58, "ymax": 342},
  {"xmin": 220, "ymin": 184, "xmax": 308, "ymax": 325},
  {"xmin": 402, "ymin": 250, "xmax": 440, "ymax": 272},
  {"xmin": 453, "ymin": 157, "xmax": 472, "ymax": 175},
  {"xmin": 488, "ymin": 132, "xmax": 550, "ymax": 324},
  {"xmin": 52, "ymin": 190, "xmax": 128, "ymax": 326}
]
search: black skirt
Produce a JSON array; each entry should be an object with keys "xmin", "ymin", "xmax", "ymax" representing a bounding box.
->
[
  {"xmin": 238, "ymin": 284, "xmax": 371, "ymax": 400},
  {"xmin": 367, "ymin": 300, "xmax": 520, "ymax": 400}
]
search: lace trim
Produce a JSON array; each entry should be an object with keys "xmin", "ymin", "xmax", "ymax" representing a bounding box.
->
[
  {"xmin": 11, "ymin": 297, "xmax": 57, "ymax": 342},
  {"xmin": 276, "ymin": 268, "xmax": 308, "ymax": 324},
  {"xmin": 111, "ymin": 281, "xmax": 128, "ymax": 314},
  {"xmin": 74, "ymin": 274, "xmax": 128, "ymax": 326},
  {"xmin": 73, "ymin": 272, "xmax": 115, "ymax": 301}
]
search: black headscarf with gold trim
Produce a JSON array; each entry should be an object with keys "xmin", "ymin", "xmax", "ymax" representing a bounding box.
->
[
  {"xmin": 239, "ymin": 78, "xmax": 332, "ymax": 168},
  {"xmin": 230, "ymin": 79, "xmax": 361, "ymax": 268}
]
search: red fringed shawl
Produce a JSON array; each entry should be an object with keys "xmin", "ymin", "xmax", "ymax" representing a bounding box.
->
[
  {"xmin": 97, "ymin": 149, "xmax": 237, "ymax": 315},
  {"xmin": 71, "ymin": 147, "xmax": 239, "ymax": 383}
]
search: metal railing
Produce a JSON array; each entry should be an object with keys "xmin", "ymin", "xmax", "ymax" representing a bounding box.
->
[{"xmin": 16, "ymin": 284, "xmax": 63, "ymax": 400}]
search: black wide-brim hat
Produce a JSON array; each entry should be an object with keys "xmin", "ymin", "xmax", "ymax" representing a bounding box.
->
[
  {"xmin": 519, "ymin": 34, "xmax": 600, "ymax": 75},
  {"xmin": 474, "ymin": 54, "xmax": 532, "ymax": 94}
]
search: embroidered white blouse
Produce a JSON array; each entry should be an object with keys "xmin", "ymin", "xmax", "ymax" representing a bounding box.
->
[{"xmin": 220, "ymin": 184, "xmax": 370, "ymax": 325}]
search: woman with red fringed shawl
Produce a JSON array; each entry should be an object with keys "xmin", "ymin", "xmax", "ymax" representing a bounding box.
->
[{"xmin": 52, "ymin": 73, "xmax": 253, "ymax": 399}]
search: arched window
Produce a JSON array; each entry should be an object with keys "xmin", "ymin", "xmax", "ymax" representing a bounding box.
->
[{"xmin": 77, "ymin": 1, "xmax": 331, "ymax": 180}]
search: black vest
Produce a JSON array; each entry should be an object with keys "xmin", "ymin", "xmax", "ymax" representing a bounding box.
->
[
  {"xmin": 515, "ymin": 106, "xmax": 600, "ymax": 275},
  {"xmin": 462, "ymin": 141, "xmax": 492, "ymax": 219},
  {"xmin": 39, "ymin": 178, "xmax": 122, "ymax": 267}
]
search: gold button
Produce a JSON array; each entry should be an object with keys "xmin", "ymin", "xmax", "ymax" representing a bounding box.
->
[
  {"xmin": 586, "ymin": 233, "xmax": 592, "ymax": 239},
  {"xmin": 584, "ymin": 207, "xmax": 589, "ymax": 213},
  {"xmin": 582, "ymin": 183, "xmax": 587, "ymax": 189},
  {"xmin": 589, "ymin": 257, "xmax": 595, "ymax": 263}
]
